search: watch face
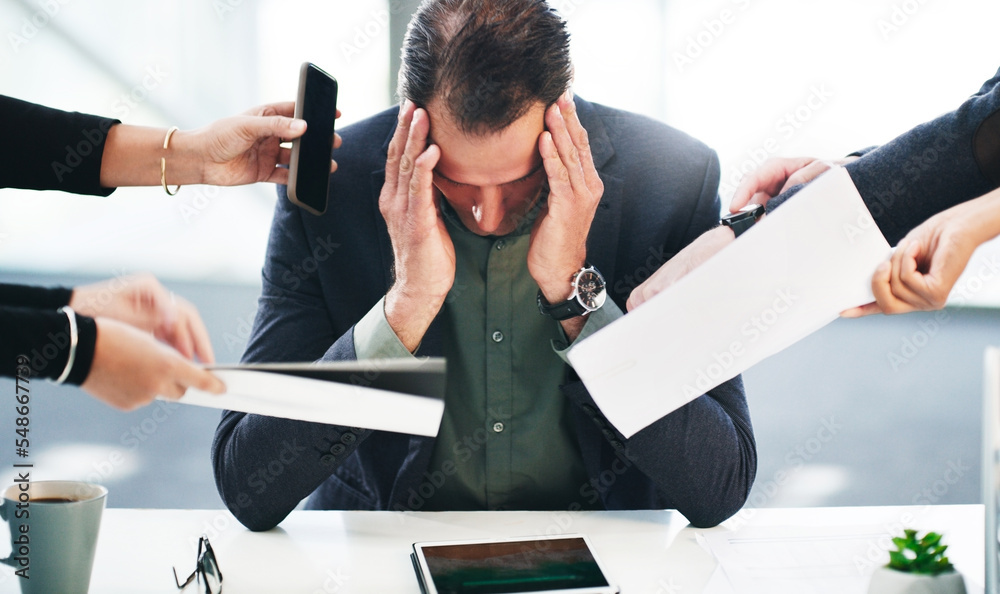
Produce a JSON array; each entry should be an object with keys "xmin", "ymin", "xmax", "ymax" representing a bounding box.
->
[{"xmin": 575, "ymin": 269, "xmax": 607, "ymax": 311}]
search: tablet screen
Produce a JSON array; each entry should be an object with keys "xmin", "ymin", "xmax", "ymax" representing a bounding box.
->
[{"xmin": 414, "ymin": 535, "xmax": 615, "ymax": 594}]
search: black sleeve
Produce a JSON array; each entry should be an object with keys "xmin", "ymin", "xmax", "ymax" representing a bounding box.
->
[
  {"xmin": 0, "ymin": 95, "xmax": 120, "ymax": 195},
  {"xmin": 0, "ymin": 283, "xmax": 73, "ymax": 309},
  {"xmin": 0, "ymin": 284, "xmax": 96, "ymax": 384}
]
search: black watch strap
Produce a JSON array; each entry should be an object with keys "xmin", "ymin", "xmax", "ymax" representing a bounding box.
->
[
  {"xmin": 720, "ymin": 204, "xmax": 765, "ymax": 238},
  {"xmin": 537, "ymin": 290, "xmax": 587, "ymax": 320}
]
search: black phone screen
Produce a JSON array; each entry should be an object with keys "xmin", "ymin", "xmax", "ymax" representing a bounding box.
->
[{"xmin": 289, "ymin": 62, "xmax": 338, "ymax": 215}]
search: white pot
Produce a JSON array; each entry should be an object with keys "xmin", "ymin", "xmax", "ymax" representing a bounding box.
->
[{"xmin": 867, "ymin": 567, "xmax": 967, "ymax": 594}]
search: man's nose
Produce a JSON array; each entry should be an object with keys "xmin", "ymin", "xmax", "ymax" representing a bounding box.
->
[{"xmin": 473, "ymin": 186, "xmax": 505, "ymax": 233}]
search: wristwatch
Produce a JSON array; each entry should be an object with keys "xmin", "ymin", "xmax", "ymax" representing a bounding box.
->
[
  {"xmin": 720, "ymin": 204, "xmax": 765, "ymax": 238},
  {"xmin": 537, "ymin": 265, "xmax": 607, "ymax": 321}
]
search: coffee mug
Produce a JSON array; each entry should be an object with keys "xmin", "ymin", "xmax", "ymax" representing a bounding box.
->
[{"xmin": 0, "ymin": 481, "xmax": 107, "ymax": 594}]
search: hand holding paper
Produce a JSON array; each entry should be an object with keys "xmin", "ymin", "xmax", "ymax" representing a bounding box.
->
[
  {"xmin": 568, "ymin": 168, "xmax": 892, "ymax": 438},
  {"xmin": 176, "ymin": 358, "xmax": 446, "ymax": 437}
]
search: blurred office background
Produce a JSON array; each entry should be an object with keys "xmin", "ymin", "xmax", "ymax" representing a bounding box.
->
[{"xmin": 0, "ymin": 0, "xmax": 998, "ymax": 513}]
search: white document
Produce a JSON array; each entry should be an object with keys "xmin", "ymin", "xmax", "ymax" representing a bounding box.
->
[
  {"xmin": 568, "ymin": 167, "xmax": 892, "ymax": 437},
  {"xmin": 700, "ymin": 525, "xmax": 887, "ymax": 594},
  {"xmin": 176, "ymin": 359, "xmax": 445, "ymax": 437}
]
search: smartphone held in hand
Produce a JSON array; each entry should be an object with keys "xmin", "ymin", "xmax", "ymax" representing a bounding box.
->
[{"xmin": 288, "ymin": 62, "xmax": 338, "ymax": 216}]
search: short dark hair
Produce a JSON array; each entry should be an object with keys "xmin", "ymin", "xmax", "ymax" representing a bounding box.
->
[{"xmin": 398, "ymin": 0, "xmax": 572, "ymax": 136}]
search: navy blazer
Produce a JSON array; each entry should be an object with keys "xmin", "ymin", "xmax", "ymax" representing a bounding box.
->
[{"xmin": 212, "ymin": 97, "xmax": 757, "ymax": 531}]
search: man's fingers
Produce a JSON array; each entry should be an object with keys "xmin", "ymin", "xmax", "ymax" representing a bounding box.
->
[
  {"xmin": 557, "ymin": 92, "xmax": 602, "ymax": 195},
  {"xmin": 384, "ymin": 100, "xmax": 416, "ymax": 199},
  {"xmin": 545, "ymin": 103, "xmax": 588, "ymax": 198},
  {"xmin": 778, "ymin": 160, "xmax": 831, "ymax": 194},
  {"xmin": 540, "ymin": 131, "xmax": 573, "ymax": 202},
  {"xmin": 399, "ymin": 108, "xmax": 430, "ymax": 207},
  {"xmin": 731, "ymin": 157, "xmax": 817, "ymax": 212},
  {"xmin": 730, "ymin": 171, "xmax": 763, "ymax": 211},
  {"xmin": 410, "ymin": 143, "xmax": 441, "ymax": 212}
]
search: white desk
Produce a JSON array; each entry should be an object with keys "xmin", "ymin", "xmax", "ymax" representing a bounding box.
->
[{"xmin": 0, "ymin": 505, "xmax": 985, "ymax": 593}]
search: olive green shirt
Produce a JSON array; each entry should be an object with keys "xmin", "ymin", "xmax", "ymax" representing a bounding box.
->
[{"xmin": 354, "ymin": 195, "xmax": 622, "ymax": 510}]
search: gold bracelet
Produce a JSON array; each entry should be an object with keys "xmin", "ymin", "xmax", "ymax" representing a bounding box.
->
[{"xmin": 160, "ymin": 126, "xmax": 181, "ymax": 196}]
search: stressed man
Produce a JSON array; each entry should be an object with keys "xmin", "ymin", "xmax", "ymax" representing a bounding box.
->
[{"xmin": 213, "ymin": 0, "xmax": 756, "ymax": 531}]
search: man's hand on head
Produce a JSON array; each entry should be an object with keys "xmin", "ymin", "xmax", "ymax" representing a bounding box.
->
[
  {"xmin": 528, "ymin": 91, "xmax": 605, "ymax": 341},
  {"xmin": 379, "ymin": 100, "xmax": 456, "ymax": 352}
]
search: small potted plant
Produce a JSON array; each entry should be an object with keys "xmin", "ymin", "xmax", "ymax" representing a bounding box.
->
[{"xmin": 867, "ymin": 529, "xmax": 966, "ymax": 594}]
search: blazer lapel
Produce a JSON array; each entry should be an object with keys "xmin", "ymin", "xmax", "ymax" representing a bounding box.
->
[{"xmin": 574, "ymin": 97, "xmax": 624, "ymax": 306}]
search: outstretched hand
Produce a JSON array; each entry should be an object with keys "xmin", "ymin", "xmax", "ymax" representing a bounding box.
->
[
  {"xmin": 842, "ymin": 188, "xmax": 1000, "ymax": 317},
  {"xmin": 82, "ymin": 318, "xmax": 224, "ymax": 411},
  {"xmin": 196, "ymin": 101, "xmax": 343, "ymax": 186},
  {"xmin": 69, "ymin": 273, "xmax": 214, "ymax": 364},
  {"xmin": 730, "ymin": 156, "xmax": 857, "ymax": 212}
]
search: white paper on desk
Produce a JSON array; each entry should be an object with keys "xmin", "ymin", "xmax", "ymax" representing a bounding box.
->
[
  {"xmin": 568, "ymin": 167, "xmax": 892, "ymax": 437},
  {"xmin": 700, "ymin": 525, "xmax": 887, "ymax": 594},
  {"xmin": 176, "ymin": 359, "xmax": 445, "ymax": 437}
]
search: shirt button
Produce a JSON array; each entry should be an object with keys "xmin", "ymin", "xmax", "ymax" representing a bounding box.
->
[
  {"xmin": 492, "ymin": 422, "xmax": 505, "ymax": 433},
  {"xmin": 495, "ymin": 240, "xmax": 506, "ymax": 251},
  {"xmin": 492, "ymin": 330, "xmax": 504, "ymax": 343}
]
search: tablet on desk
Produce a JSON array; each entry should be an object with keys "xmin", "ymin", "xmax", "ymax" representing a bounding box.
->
[{"xmin": 411, "ymin": 534, "xmax": 619, "ymax": 594}]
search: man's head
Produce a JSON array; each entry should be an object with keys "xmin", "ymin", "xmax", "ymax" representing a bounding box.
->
[{"xmin": 398, "ymin": 0, "xmax": 573, "ymax": 236}]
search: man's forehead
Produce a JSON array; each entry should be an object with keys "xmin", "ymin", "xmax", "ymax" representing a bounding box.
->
[{"xmin": 427, "ymin": 99, "xmax": 546, "ymax": 185}]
